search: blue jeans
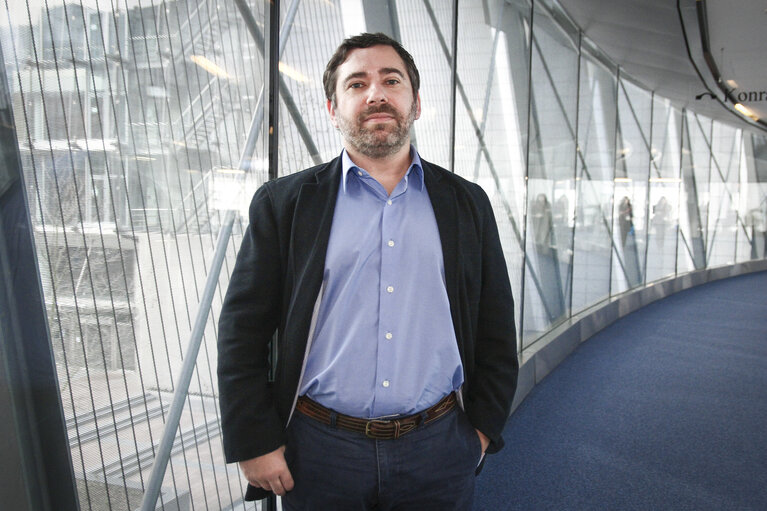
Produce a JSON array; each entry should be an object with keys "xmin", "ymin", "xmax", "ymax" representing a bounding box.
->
[{"xmin": 281, "ymin": 406, "xmax": 482, "ymax": 510}]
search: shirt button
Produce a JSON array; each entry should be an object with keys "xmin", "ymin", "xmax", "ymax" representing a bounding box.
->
[
  {"xmin": 385, "ymin": 332, "xmax": 393, "ymax": 340},
  {"xmin": 386, "ymin": 285, "xmax": 394, "ymax": 293},
  {"xmin": 387, "ymin": 199, "xmax": 393, "ymax": 205},
  {"xmin": 357, "ymin": 171, "xmax": 363, "ymax": 176},
  {"xmin": 387, "ymin": 240, "xmax": 395, "ymax": 247},
  {"xmin": 382, "ymin": 380, "xmax": 390, "ymax": 388}
]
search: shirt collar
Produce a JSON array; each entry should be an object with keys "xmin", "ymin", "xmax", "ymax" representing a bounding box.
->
[{"xmin": 341, "ymin": 146, "xmax": 424, "ymax": 194}]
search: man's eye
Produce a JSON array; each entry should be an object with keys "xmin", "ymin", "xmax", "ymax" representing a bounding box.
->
[
  {"xmin": 350, "ymin": 83, "xmax": 363, "ymax": 89},
  {"xmin": 386, "ymin": 79, "xmax": 400, "ymax": 85}
]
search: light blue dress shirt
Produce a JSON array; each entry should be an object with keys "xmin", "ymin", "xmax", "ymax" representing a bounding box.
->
[{"xmin": 298, "ymin": 148, "xmax": 464, "ymax": 418}]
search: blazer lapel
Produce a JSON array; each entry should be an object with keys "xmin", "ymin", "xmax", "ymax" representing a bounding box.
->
[
  {"xmin": 423, "ymin": 161, "xmax": 459, "ymax": 306},
  {"xmin": 289, "ymin": 157, "xmax": 341, "ymax": 297}
]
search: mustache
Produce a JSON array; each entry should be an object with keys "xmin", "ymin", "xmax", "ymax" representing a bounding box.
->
[{"xmin": 359, "ymin": 104, "xmax": 400, "ymax": 120}]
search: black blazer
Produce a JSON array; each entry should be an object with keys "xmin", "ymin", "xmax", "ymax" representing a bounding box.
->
[{"xmin": 217, "ymin": 156, "xmax": 518, "ymax": 495}]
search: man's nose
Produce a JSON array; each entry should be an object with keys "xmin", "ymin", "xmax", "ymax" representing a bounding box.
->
[{"xmin": 366, "ymin": 83, "xmax": 387, "ymax": 104}]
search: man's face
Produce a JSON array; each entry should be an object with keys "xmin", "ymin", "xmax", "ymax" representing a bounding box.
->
[{"xmin": 327, "ymin": 45, "xmax": 421, "ymax": 159}]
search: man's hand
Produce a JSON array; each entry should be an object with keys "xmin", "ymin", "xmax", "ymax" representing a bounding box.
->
[
  {"xmin": 238, "ymin": 446, "xmax": 294, "ymax": 496},
  {"xmin": 476, "ymin": 429, "xmax": 490, "ymax": 454}
]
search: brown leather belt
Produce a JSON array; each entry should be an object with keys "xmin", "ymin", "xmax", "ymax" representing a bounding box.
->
[{"xmin": 295, "ymin": 392, "xmax": 457, "ymax": 440}]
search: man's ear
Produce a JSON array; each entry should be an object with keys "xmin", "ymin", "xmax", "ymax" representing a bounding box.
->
[
  {"xmin": 414, "ymin": 93, "xmax": 422, "ymax": 120},
  {"xmin": 327, "ymin": 99, "xmax": 338, "ymax": 128}
]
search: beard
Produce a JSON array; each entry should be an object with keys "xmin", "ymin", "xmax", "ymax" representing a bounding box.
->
[{"xmin": 336, "ymin": 99, "xmax": 418, "ymax": 159}]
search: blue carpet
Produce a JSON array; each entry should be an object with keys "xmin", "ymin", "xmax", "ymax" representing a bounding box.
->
[{"xmin": 474, "ymin": 271, "xmax": 767, "ymax": 510}]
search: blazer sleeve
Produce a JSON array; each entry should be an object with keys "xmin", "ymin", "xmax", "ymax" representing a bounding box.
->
[
  {"xmin": 217, "ymin": 184, "xmax": 287, "ymax": 463},
  {"xmin": 464, "ymin": 189, "xmax": 518, "ymax": 454}
]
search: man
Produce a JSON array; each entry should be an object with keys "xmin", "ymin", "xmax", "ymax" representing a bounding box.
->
[{"xmin": 217, "ymin": 32, "xmax": 518, "ymax": 510}]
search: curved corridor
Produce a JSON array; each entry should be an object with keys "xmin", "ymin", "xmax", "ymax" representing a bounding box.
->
[{"xmin": 475, "ymin": 272, "xmax": 767, "ymax": 510}]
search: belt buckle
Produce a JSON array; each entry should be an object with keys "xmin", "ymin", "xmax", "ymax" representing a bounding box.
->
[{"xmin": 364, "ymin": 419, "xmax": 395, "ymax": 439}]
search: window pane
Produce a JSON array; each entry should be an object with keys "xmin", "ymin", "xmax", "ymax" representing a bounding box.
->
[
  {"xmin": 612, "ymin": 78, "xmax": 652, "ymax": 292},
  {"xmin": 1, "ymin": 0, "xmax": 266, "ymax": 508},
  {"xmin": 455, "ymin": 0, "xmax": 531, "ymax": 350},
  {"xmin": 646, "ymin": 97, "xmax": 681, "ymax": 282},
  {"xmin": 522, "ymin": 1, "xmax": 578, "ymax": 344},
  {"xmin": 571, "ymin": 54, "xmax": 617, "ymax": 313}
]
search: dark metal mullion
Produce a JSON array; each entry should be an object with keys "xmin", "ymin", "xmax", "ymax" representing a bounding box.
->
[
  {"xmin": 264, "ymin": 2, "xmax": 280, "ymax": 509},
  {"xmin": 518, "ymin": 0, "xmax": 535, "ymax": 350},
  {"xmin": 268, "ymin": 0, "xmax": 280, "ymax": 182},
  {"xmin": 448, "ymin": 0, "xmax": 458, "ymax": 172}
]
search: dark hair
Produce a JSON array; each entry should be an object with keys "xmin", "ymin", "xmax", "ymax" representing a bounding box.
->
[{"xmin": 323, "ymin": 32, "xmax": 420, "ymax": 106}]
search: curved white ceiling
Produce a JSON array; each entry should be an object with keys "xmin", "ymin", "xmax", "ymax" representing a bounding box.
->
[{"xmin": 556, "ymin": 0, "xmax": 767, "ymax": 133}]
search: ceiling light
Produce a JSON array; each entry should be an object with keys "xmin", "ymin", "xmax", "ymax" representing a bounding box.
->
[
  {"xmin": 734, "ymin": 103, "xmax": 760, "ymax": 121},
  {"xmin": 649, "ymin": 177, "xmax": 681, "ymax": 183},
  {"xmin": 190, "ymin": 55, "xmax": 233, "ymax": 80},
  {"xmin": 279, "ymin": 62, "xmax": 310, "ymax": 83},
  {"xmin": 215, "ymin": 168, "xmax": 246, "ymax": 175}
]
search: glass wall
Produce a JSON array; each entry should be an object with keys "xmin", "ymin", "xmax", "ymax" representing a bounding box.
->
[
  {"xmin": 523, "ymin": 0, "xmax": 578, "ymax": 341},
  {"xmin": 2, "ymin": 0, "xmax": 767, "ymax": 509},
  {"xmin": 2, "ymin": 0, "xmax": 267, "ymax": 509}
]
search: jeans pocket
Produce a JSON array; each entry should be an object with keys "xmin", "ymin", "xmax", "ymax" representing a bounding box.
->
[
  {"xmin": 456, "ymin": 409, "xmax": 483, "ymax": 467},
  {"xmin": 470, "ymin": 429, "xmax": 483, "ymax": 467}
]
